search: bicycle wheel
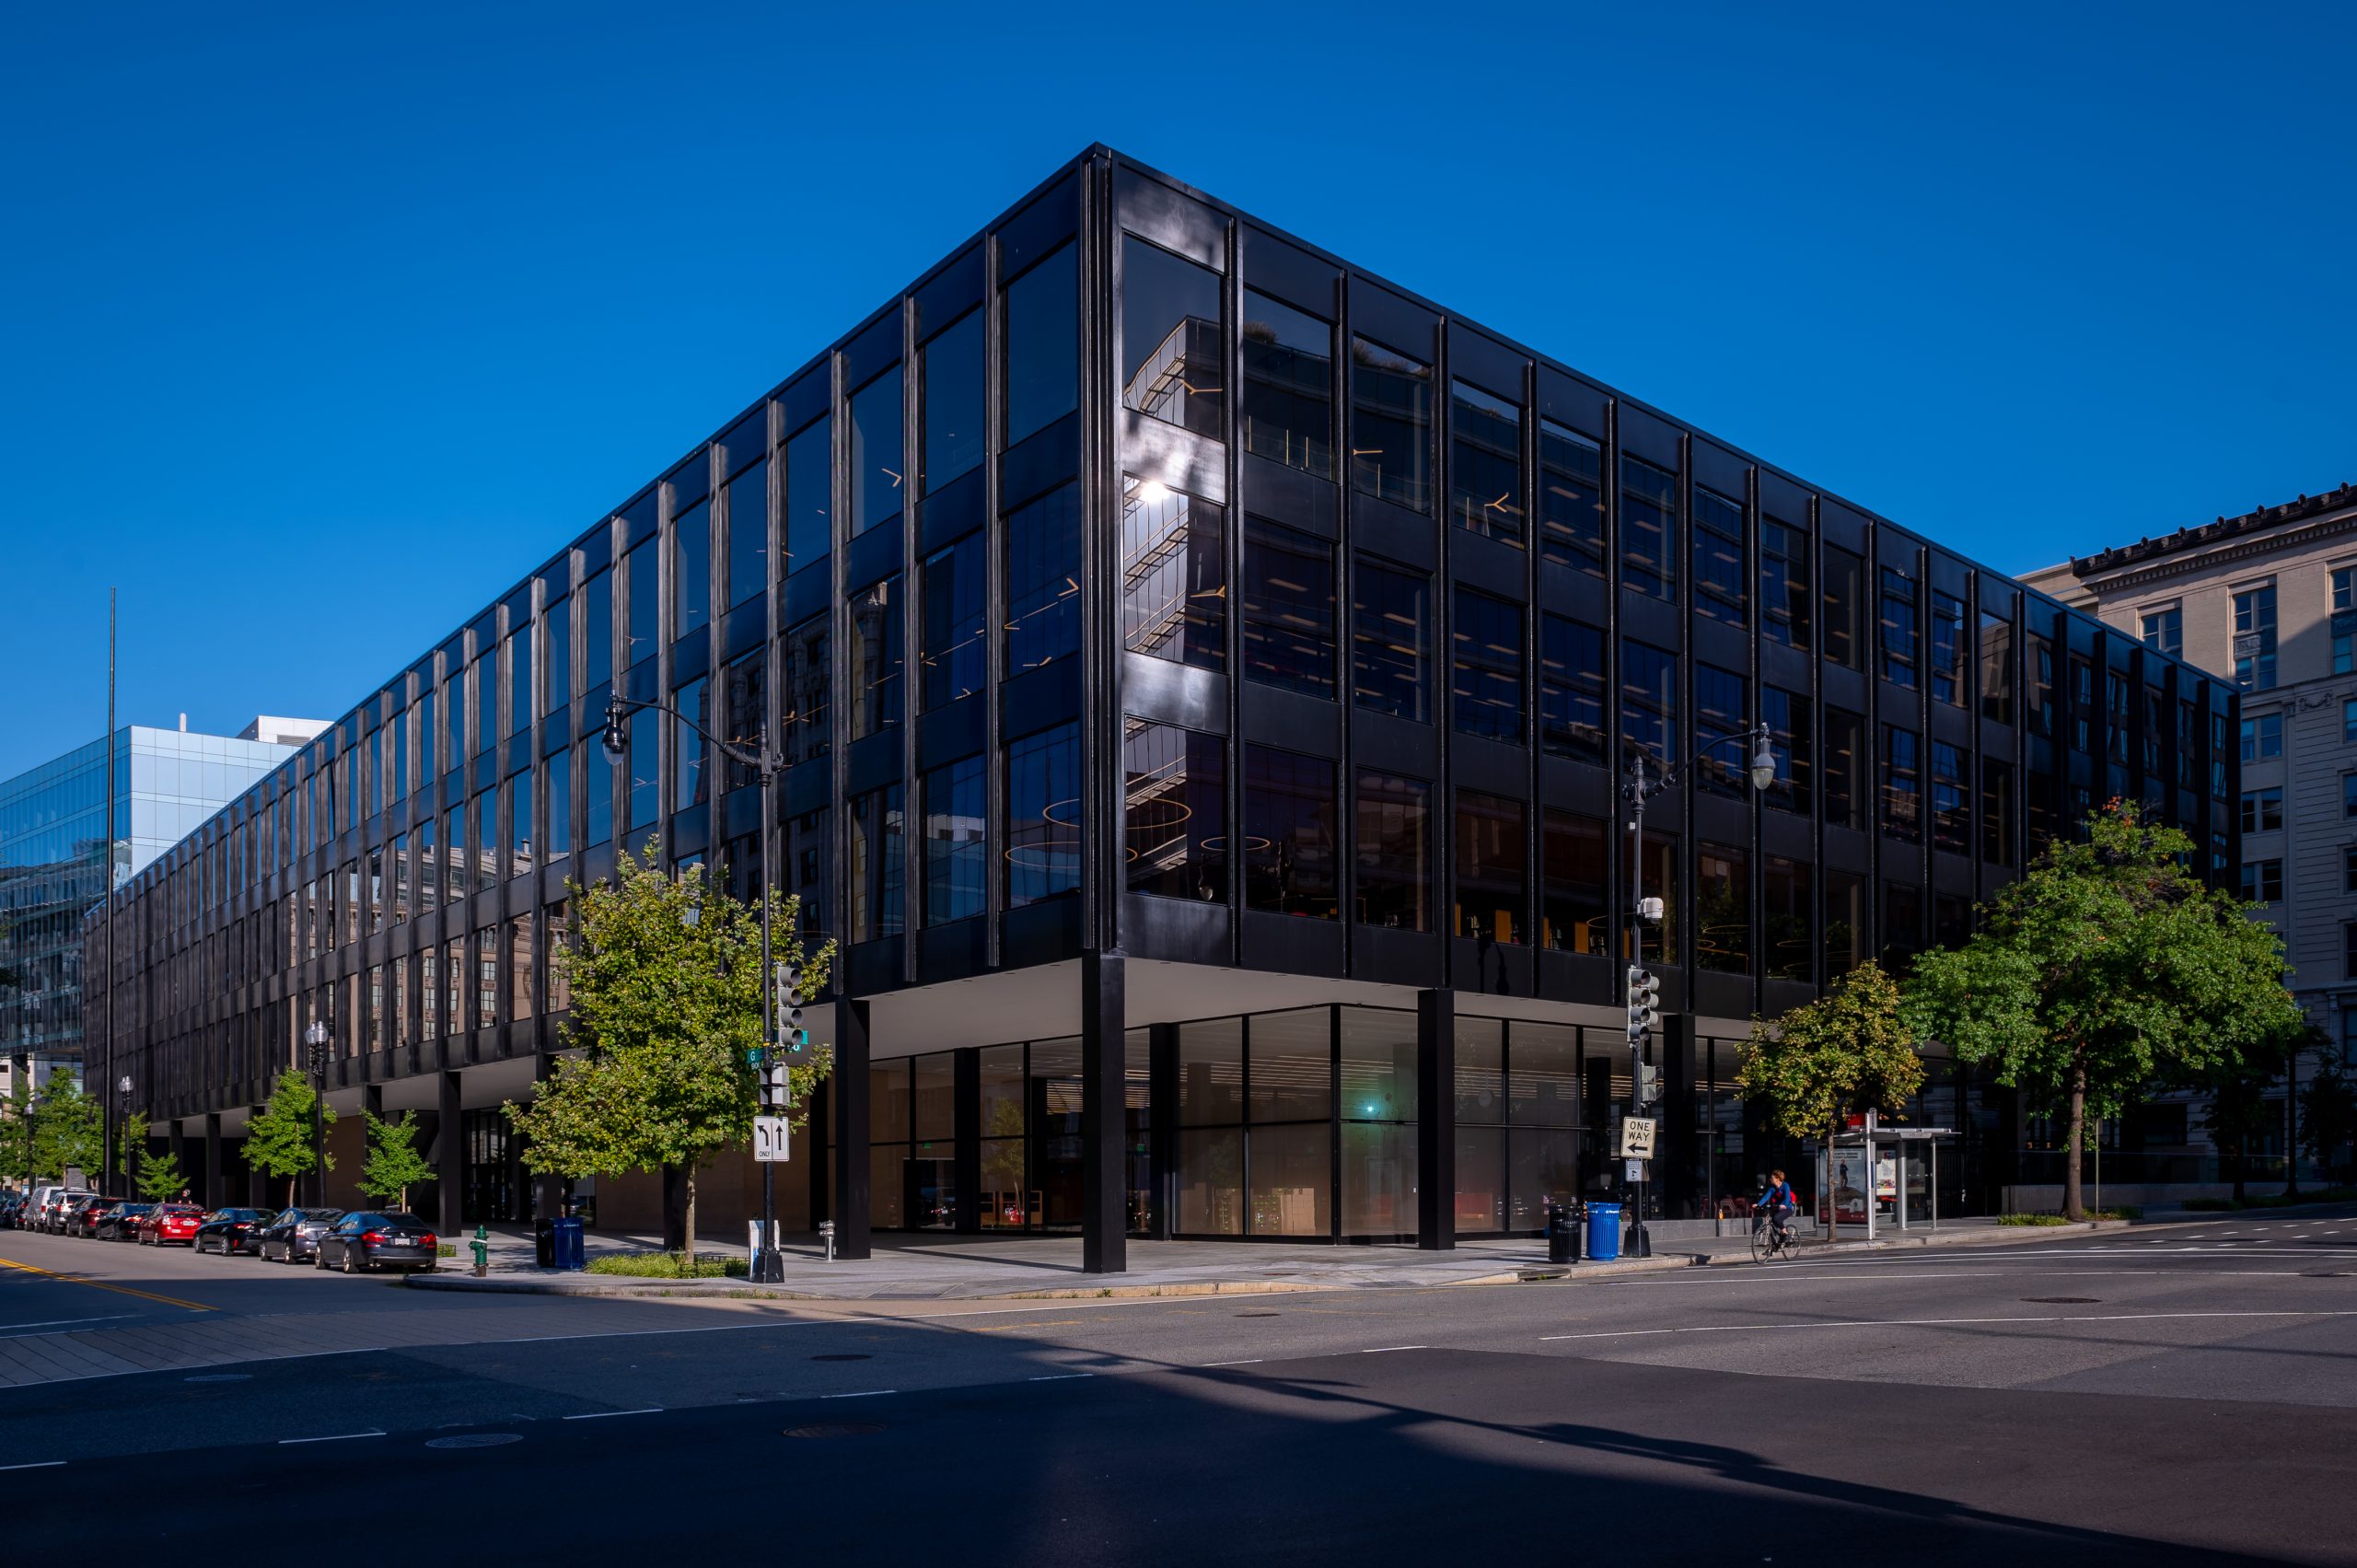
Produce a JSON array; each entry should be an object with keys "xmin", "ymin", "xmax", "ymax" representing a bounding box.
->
[{"xmin": 1749, "ymin": 1225, "xmax": 1771, "ymax": 1264}]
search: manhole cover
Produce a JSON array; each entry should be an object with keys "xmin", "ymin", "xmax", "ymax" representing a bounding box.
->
[
  {"xmin": 784, "ymin": 1422, "xmax": 884, "ymax": 1439},
  {"xmin": 1236, "ymin": 1312, "xmax": 1282, "ymax": 1318},
  {"xmin": 2022, "ymin": 1297, "xmax": 2100, "ymax": 1305},
  {"xmin": 811, "ymin": 1353, "xmax": 872, "ymax": 1362},
  {"xmin": 184, "ymin": 1374, "xmax": 251, "ymax": 1384},
  {"xmin": 426, "ymin": 1433, "xmax": 525, "ymax": 1449}
]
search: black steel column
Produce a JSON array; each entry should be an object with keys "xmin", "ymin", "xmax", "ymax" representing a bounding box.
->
[
  {"xmin": 1148, "ymin": 1021, "xmax": 1178, "ymax": 1240},
  {"xmin": 436, "ymin": 1070, "xmax": 463, "ymax": 1238},
  {"xmin": 832, "ymin": 996, "xmax": 871, "ymax": 1260},
  {"xmin": 202, "ymin": 1114, "xmax": 222, "ymax": 1210},
  {"xmin": 1416, "ymin": 988, "xmax": 1456, "ymax": 1250},
  {"xmin": 953, "ymin": 1047, "xmax": 981, "ymax": 1235},
  {"xmin": 1664, "ymin": 1012, "xmax": 1699, "ymax": 1220},
  {"xmin": 1080, "ymin": 948, "xmax": 1127, "ymax": 1273},
  {"xmin": 807, "ymin": 1071, "xmax": 831, "ymax": 1230},
  {"xmin": 248, "ymin": 1107, "xmax": 269, "ymax": 1208},
  {"xmin": 529, "ymin": 1054, "xmax": 563, "ymax": 1224}
]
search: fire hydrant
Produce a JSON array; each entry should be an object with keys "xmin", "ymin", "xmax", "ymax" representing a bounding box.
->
[{"xmin": 470, "ymin": 1223, "xmax": 490, "ymax": 1278}]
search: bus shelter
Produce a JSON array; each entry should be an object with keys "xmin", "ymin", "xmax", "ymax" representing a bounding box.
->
[{"xmin": 1817, "ymin": 1114, "xmax": 1957, "ymax": 1242}]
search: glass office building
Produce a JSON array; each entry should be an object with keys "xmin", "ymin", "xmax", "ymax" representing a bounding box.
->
[
  {"xmin": 5, "ymin": 724, "xmax": 305, "ymax": 1074},
  {"xmin": 87, "ymin": 148, "xmax": 2237, "ymax": 1266}
]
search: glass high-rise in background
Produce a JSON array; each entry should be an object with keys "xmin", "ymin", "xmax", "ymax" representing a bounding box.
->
[{"xmin": 1, "ymin": 717, "xmax": 321, "ymax": 1094}]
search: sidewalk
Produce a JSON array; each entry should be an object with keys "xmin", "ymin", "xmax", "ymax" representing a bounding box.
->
[{"xmin": 412, "ymin": 1223, "xmax": 1707, "ymax": 1302}]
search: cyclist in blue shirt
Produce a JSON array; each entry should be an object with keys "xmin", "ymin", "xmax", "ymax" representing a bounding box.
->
[{"xmin": 1756, "ymin": 1170, "xmax": 1797, "ymax": 1246}]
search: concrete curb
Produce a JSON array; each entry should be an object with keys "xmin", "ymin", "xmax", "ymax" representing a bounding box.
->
[{"xmin": 402, "ymin": 1250, "xmax": 1709, "ymax": 1304}]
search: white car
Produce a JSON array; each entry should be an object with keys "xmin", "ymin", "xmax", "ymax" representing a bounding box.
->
[{"xmin": 27, "ymin": 1184, "xmax": 91, "ymax": 1235}]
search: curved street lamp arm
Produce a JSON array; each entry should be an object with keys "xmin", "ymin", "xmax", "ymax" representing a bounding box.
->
[{"xmin": 603, "ymin": 693, "xmax": 783, "ymax": 777}]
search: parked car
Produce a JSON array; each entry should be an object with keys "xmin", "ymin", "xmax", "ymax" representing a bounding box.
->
[
  {"xmin": 95, "ymin": 1202, "xmax": 152, "ymax": 1241},
  {"xmin": 30, "ymin": 1186, "xmax": 91, "ymax": 1234},
  {"xmin": 135, "ymin": 1203, "xmax": 204, "ymax": 1246},
  {"xmin": 192, "ymin": 1208, "xmax": 269, "ymax": 1256},
  {"xmin": 314, "ymin": 1211, "xmax": 438, "ymax": 1274},
  {"xmin": 67, "ymin": 1196, "xmax": 125, "ymax": 1238},
  {"xmin": 255, "ymin": 1208, "xmax": 342, "ymax": 1264},
  {"xmin": 0, "ymin": 1191, "xmax": 25, "ymax": 1229}
]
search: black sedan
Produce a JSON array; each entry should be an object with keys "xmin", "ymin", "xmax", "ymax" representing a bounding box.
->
[
  {"xmin": 314, "ymin": 1212, "xmax": 438, "ymax": 1274},
  {"xmin": 65, "ymin": 1196, "xmax": 124, "ymax": 1238},
  {"xmin": 255, "ymin": 1207, "xmax": 343, "ymax": 1264},
  {"xmin": 94, "ymin": 1202, "xmax": 152, "ymax": 1241},
  {"xmin": 193, "ymin": 1208, "xmax": 270, "ymax": 1255}
]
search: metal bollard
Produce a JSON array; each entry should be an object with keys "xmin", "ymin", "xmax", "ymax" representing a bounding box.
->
[{"xmin": 819, "ymin": 1219, "xmax": 836, "ymax": 1262}]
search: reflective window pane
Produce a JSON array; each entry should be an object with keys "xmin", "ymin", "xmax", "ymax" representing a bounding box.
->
[
  {"xmin": 1350, "ymin": 337, "xmax": 1432, "ymax": 513},
  {"xmin": 1120, "ymin": 477, "xmax": 1224, "ymax": 670},
  {"xmin": 1240, "ymin": 289, "xmax": 1332, "ymax": 478},
  {"xmin": 1620, "ymin": 455, "xmax": 1678, "ymax": 601},
  {"xmin": 1004, "ymin": 243, "xmax": 1078, "ymax": 447},
  {"xmin": 1125, "ymin": 720, "xmax": 1227, "ymax": 901},
  {"xmin": 1005, "ymin": 482, "xmax": 1083, "ymax": 672},
  {"xmin": 1449, "ymin": 381, "xmax": 1524, "ymax": 546},
  {"xmin": 850, "ymin": 367, "xmax": 904, "ymax": 537},
  {"xmin": 1242, "ymin": 517, "xmax": 1335, "ymax": 697},
  {"xmin": 1243, "ymin": 745, "xmax": 1337, "ymax": 919},
  {"xmin": 1352, "ymin": 558, "xmax": 1431, "ymax": 723},
  {"xmin": 1353, "ymin": 770, "xmax": 1430, "ymax": 932},
  {"xmin": 920, "ymin": 532, "xmax": 985, "ymax": 710},
  {"xmin": 1006, "ymin": 722, "xmax": 1080, "ymax": 907},
  {"xmin": 1452, "ymin": 588, "xmax": 1524, "ymax": 745},
  {"xmin": 922, "ymin": 311, "xmax": 985, "ymax": 493},
  {"xmin": 850, "ymin": 576, "xmax": 902, "ymax": 738},
  {"xmin": 1538, "ymin": 420, "xmax": 1604, "ymax": 573},
  {"xmin": 726, "ymin": 458, "xmax": 769, "ymax": 610},
  {"xmin": 1538, "ymin": 614, "xmax": 1605, "ymax": 764},
  {"xmin": 1120, "ymin": 236, "xmax": 1223, "ymax": 439},
  {"xmin": 674, "ymin": 501, "xmax": 711, "ymax": 642},
  {"xmin": 784, "ymin": 415, "xmax": 831, "ymax": 576},
  {"xmin": 921, "ymin": 754, "xmax": 985, "ymax": 925},
  {"xmin": 1694, "ymin": 486, "xmax": 1746, "ymax": 627},
  {"xmin": 1540, "ymin": 810, "xmax": 1606, "ymax": 957},
  {"xmin": 1455, "ymin": 790, "xmax": 1526, "ymax": 944}
]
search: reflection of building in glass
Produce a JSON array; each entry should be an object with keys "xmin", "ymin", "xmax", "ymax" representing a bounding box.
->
[
  {"xmin": 4, "ymin": 719, "xmax": 315, "ymax": 1078},
  {"xmin": 89, "ymin": 148, "xmax": 2235, "ymax": 1259}
]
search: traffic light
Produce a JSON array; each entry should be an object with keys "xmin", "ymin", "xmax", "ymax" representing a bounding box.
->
[
  {"xmin": 1625, "ymin": 964, "xmax": 1661, "ymax": 1042},
  {"xmin": 1633, "ymin": 1059, "xmax": 1662, "ymax": 1110},
  {"xmin": 774, "ymin": 962, "xmax": 807, "ymax": 1052}
]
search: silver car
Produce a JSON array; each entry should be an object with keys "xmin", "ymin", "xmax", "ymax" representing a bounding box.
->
[{"xmin": 255, "ymin": 1207, "xmax": 343, "ymax": 1264}]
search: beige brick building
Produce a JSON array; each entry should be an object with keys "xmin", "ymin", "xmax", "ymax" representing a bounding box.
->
[{"xmin": 2026, "ymin": 482, "xmax": 2357, "ymax": 1184}]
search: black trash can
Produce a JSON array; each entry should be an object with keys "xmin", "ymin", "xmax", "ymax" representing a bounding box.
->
[
  {"xmin": 534, "ymin": 1216, "xmax": 557, "ymax": 1269},
  {"xmin": 551, "ymin": 1215, "xmax": 586, "ymax": 1272},
  {"xmin": 1547, "ymin": 1202, "xmax": 1584, "ymax": 1264}
]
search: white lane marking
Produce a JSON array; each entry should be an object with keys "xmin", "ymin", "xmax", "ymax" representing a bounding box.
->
[
  {"xmin": 1540, "ymin": 1308, "xmax": 2357, "ymax": 1342},
  {"xmin": 279, "ymin": 1430, "xmax": 386, "ymax": 1445},
  {"xmin": 1202, "ymin": 1358, "xmax": 1264, "ymax": 1367},
  {"xmin": 1361, "ymin": 1345, "xmax": 1428, "ymax": 1353},
  {"xmin": 0, "ymin": 1315, "xmax": 138, "ymax": 1334},
  {"xmin": 0, "ymin": 1460, "xmax": 66, "ymax": 1471},
  {"xmin": 562, "ymin": 1408, "xmax": 662, "ymax": 1420},
  {"xmin": 819, "ymin": 1389, "xmax": 897, "ymax": 1400},
  {"xmin": 1028, "ymin": 1373, "xmax": 1093, "ymax": 1382}
]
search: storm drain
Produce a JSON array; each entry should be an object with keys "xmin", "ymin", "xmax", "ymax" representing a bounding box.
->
[
  {"xmin": 1236, "ymin": 1311, "xmax": 1282, "ymax": 1318},
  {"xmin": 2021, "ymin": 1297, "xmax": 2100, "ymax": 1305},
  {"xmin": 811, "ymin": 1353, "xmax": 872, "ymax": 1362},
  {"xmin": 427, "ymin": 1434, "xmax": 524, "ymax": 1449},
  {"xmin": 784, "ymin": 1422, "xmax": 884, "ymax": 1439}
]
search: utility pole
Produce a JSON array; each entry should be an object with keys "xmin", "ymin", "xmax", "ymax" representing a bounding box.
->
[{"xmin": 103, "ymin": 588, "xmax": 117, "ymax": 1195}]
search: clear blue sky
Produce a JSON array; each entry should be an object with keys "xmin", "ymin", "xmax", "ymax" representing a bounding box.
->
[{"xmin": 3, "ymin": 1, "xmax": 2351, "ymax": 782}]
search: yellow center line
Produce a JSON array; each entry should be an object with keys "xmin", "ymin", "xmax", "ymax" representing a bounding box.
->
[{"xmin": 0, "ymin": 1255, "xmax": 215, "ymax": 1313}]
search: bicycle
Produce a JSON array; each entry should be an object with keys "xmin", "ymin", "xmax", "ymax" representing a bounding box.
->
[{"xmin": 1749, "ymin": 1210, "xmax": 1798, "ymax": 1264}]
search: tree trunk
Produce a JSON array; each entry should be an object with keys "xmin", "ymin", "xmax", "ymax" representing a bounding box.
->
[
  {"xmin": 287, "ymin": 1173, "xmax": 296, "ymax": 1209},
  {"xmin": 2062, "ymin": 1063, "xmax": 2087, "ymax": 1222},
  {"xmin": 684, "ymin": 1169, "xmax": 699, "ymax": 1263}
]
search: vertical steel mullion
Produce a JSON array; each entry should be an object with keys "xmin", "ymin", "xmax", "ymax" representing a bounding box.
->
[
  {"xmin": 829, "ymin": 343, "xmax": 852, "ymax": 978},
  {"xmin": 983, "ymin": 230, "xmax": 1005, "ymax": 970},
  {"xmin": 1082, "ymin": 154, "xmax": 1118, "ymax": 956},
  {"xmin": 1329, "ymin": 1004, "xmax": 1342, "ymax": 1240},
  {"xmin": 900, "ymin": 293, "xmax": 920, "ymax": 986}
]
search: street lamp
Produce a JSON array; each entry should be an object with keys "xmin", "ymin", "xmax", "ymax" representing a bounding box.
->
[
  {"xmin": 1619, "ymin": 720, "xmax": 1778, "ymax": 1256},
  {"xmin": 600, "ymin": 693, "xmax": 795, "ymax": 1283},
  {"xmin": 302, "ymin": 1019, "xmax": 330, "ymax": 1208},
  {"xmin": 117, "ymin": 1074, "xmax": 136, "ymax": 1199}
]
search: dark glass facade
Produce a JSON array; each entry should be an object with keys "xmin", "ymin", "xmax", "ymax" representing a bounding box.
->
[{"xmin": 86, "ymin": 148, "xmax": 2238, "ymax": 1260}]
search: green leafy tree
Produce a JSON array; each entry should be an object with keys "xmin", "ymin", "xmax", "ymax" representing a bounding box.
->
[
  {"xmin": 2191, "ymin": 1021, "xmax": 2316, "ymax": 1203},
  {"xmin": 508, "ymin": 842, "xmax": 835, "ymax": 1252},
  {"xmin": 246, "ymin": 1069, "xmax": 334, "ymax": 1208},
  {"xmin": 1905, "ymin": 802, "xmax": 2301, "ymax": 1220},
  {"xmin": 136, "ymin": 1140, "xmax": 188, "ymax": 1202},
  {"xmin": 1735, "ymin": 961, "xmax": 1924, "ymax": 1210},
  {"xmin": 31, "ymin": 1073, "xmax": 104, "ymax": 1184},
  {"xmin": 2299, "ymin": 1058, "xmax": 2357, "ymax": 1185},
  {"xmin": 0, "ymin": 1069, "xmax": 34, "ymax": 1183},
  {"xmin": 358, "ymin": 1109, "xmax": 436, "ymax": 1211}
]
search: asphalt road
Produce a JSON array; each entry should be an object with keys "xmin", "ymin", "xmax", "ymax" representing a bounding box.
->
[{"xmin": 6, "ymin": 1213, "xmax": 2357, "ymax": 1564}]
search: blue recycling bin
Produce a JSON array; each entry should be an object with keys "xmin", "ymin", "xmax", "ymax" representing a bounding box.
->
[
  {"xmin": 1585, "ymin": 1202, "xmax": 1622, "ymax": 1262},
  {"xmin": 551, "ymin": 1214, "xmax": 586, "ymax": 1272}
]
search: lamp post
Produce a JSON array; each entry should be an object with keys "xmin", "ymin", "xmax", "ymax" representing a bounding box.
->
[
  {"xmin": 302, "ymin": 1019, "xmax": 330, "ymax": 1208},
  {"xmin": 1620, "ymin": 720, "xmax": 1778, "ymax": 1257},
  {"xmin": 118, "ymin": 1074, "xmax": 136, "ymax": 1200},
  {"xmin": 600, "ymin": 694, "xmax": 793, "ymax": 1283}
]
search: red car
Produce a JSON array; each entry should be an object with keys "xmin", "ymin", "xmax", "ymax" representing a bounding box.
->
[{"xmin": 136, "ymin": 1203, "xmax": 205, "ymax": 1246}]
